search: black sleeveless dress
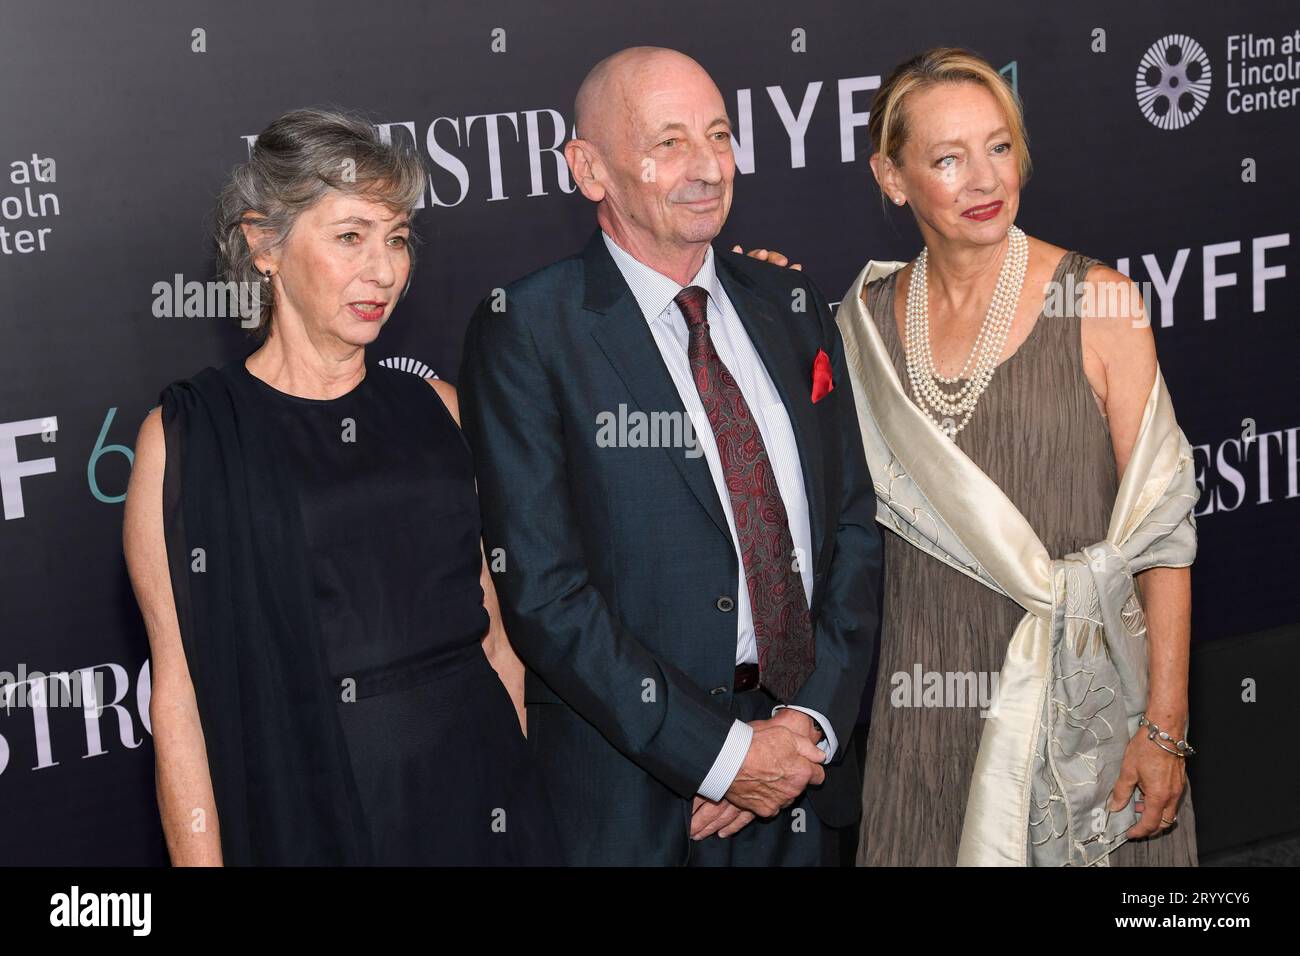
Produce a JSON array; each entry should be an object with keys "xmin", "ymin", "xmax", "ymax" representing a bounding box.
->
[{"xmin": 238, "ymin": 360, "xmax": 562, "ymax": 865}]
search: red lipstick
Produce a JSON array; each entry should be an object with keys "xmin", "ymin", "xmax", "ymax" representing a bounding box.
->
[{"xmin": 962, "ymin": 201, "xmax": 1003, "ymax": 221}]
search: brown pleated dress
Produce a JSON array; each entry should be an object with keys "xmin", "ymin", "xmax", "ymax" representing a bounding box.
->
[{"xmin": 856, "ymin": 250, "xmax": 1198, "ymax": 867}]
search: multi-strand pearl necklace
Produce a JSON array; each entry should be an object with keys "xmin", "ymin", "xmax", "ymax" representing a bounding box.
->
[{"xmin": 903, "ymin": 225, "xmax": 1028, "ymax": 440}]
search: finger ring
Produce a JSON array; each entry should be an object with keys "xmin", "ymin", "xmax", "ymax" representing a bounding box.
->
[{"xmin": 1160, "ymin": 816, "xmax": 1177, "ymax": 826}]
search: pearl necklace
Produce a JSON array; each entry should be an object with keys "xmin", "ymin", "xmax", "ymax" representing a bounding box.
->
[{"xmin": 903, "ymin": 225, "xmax": 1028, "ymax": 440}]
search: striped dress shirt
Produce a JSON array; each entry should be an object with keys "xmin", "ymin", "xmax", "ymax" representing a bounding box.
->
[{"xmin": 601, "ymin": 231, "xmax": 834, "ymax": 802}]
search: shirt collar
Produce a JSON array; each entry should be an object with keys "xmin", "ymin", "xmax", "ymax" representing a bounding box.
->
[{"xmin": 601, "ymin": 230, "xmax": 723, "ymax": 324}]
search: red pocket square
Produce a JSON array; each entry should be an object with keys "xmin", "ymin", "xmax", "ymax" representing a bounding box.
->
[{"xmin": 811, "ymin": 348, "xmax": 834, "ymax": 403}]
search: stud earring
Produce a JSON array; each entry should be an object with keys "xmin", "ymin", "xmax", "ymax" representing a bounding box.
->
[
  {"xmin": 894, "ymin": 196, "xmax": 905, "ymax": 206},
  {"xmin": 261, "ymin": 268, "xmax": 273, "ymax": 283}
]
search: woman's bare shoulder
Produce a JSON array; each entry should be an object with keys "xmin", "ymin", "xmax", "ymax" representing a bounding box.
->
[
  {"xmin": 134, "ymin": 406, "xmax": 165, "ymax": 466},
  {"xmin": 1076, "ymin": 261, "xmax": 1155, "ymax": 344},
  {"xmin": 424, "ymin": 377, "xmax": 460, "ymax": 426}
]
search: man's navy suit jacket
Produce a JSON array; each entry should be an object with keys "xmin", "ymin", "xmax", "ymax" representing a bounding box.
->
[{"xmin": 458, "ymin": 229, "xmax": 883, "ymax": 865}]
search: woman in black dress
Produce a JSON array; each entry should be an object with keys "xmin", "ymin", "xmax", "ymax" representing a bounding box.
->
[{"xmin": 123, "ymin": 108, "xmax": 561, "ymax": 865}]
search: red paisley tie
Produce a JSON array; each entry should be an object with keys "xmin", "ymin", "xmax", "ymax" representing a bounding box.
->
[{"xmin": 675, "ymin": 285, "xmax": 815, "ymax": 702}]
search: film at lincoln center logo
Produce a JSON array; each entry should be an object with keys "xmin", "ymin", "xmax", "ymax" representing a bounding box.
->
[{"xmin": 1136, "ymin": 34, "xmax": 1213, "ymax": 129}]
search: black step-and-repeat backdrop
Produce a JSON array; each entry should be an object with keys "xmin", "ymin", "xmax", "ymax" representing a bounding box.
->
[{"xmin": 1, "ymin": 0, "xmax": 1296, "ymax": 863}]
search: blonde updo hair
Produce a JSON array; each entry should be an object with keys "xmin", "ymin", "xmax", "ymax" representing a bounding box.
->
[{"xmin": 867, "ymin": 47, "xmax": 1032, "ymax": 208}]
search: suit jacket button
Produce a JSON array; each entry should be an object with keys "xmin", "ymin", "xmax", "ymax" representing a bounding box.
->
[{"xmin": 716, "ymin": 596, "xmax": 735, "ymax": 612}]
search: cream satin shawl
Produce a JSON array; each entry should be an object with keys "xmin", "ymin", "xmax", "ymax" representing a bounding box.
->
[{"xmin": 835, "ymin": 260, "xmax": 1198, "ymax": 866}]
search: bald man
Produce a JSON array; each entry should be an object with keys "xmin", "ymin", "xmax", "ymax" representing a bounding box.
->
[{"xmin": 458, "ymin": 47, "xmax": 882, "ymax": 866}]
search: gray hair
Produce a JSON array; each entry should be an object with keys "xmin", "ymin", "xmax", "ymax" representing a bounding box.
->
[{"xmin": 212, "ymin": 107, "xmax": 425, "ymax": 337}]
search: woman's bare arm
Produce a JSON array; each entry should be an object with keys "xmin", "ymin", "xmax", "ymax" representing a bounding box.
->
[
  {"xmin": 479, "ymin": 545, "xmax": 527, "ymax": 735},
  {"xmin": 123, "ymin": 407, "xmax": 223, "ymax": 865},
  {"xmin": 1080, "ymin": 265, "xmax": 1193, "ymax": 725},
  {"xmin": 1082, "ymin": 266, "xmax": 1193, "ymax": 834}
]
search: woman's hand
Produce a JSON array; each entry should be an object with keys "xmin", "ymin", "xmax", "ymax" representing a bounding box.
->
[
  {"xmin": 732, "ymin": 244, "xmax": 802, "ymax": 270},
  {"xmin": 1108, "ymin": 721, "xmax": 1189, "ymax": 839}
]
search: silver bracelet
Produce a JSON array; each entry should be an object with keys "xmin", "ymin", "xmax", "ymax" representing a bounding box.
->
[{"xmin": 1138, "ymin": 714, "xmax": 1196, "ymax": 757}]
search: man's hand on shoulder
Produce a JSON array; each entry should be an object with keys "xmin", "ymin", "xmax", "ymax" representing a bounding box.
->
[{"xmin": 731, "ymin": 244, "xmax": 802, "ymax": 271}]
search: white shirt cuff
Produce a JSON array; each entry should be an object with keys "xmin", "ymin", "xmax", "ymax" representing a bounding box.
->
[
  {"xmin": 772, "ymin": 704, "xmax": 837, "ymax": 760},
  {"xmin": 696, "ymin": 719, "xmax": 753, "ymax": 801}
]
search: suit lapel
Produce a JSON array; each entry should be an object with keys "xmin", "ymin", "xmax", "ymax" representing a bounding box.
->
[
  {"xmin": 715, "ymin": 256, "xmax": 827, "ymax": 572},
  {"xmin": 581, "ymin": 231, "xmax": 732, "ymax": 543}
]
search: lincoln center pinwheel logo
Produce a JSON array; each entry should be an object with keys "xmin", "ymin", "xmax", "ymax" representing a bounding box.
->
[
  {"xmin": 379, "ymin": 355, "xmax": 438, "ymax": 378},
  {"xmin": 1136, "ymin": 34, "xmax": 1213, "ymax": 130}
]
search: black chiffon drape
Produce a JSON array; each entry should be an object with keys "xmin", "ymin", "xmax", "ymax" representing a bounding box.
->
[{"xmin": 161, "ymin": 366, "xmax": 371, "ymax": 864}]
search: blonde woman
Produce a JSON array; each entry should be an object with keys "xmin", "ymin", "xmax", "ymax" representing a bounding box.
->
[{"xmin": 835, "ymin": 49, "xmax": 1199, "ymax": 866}]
